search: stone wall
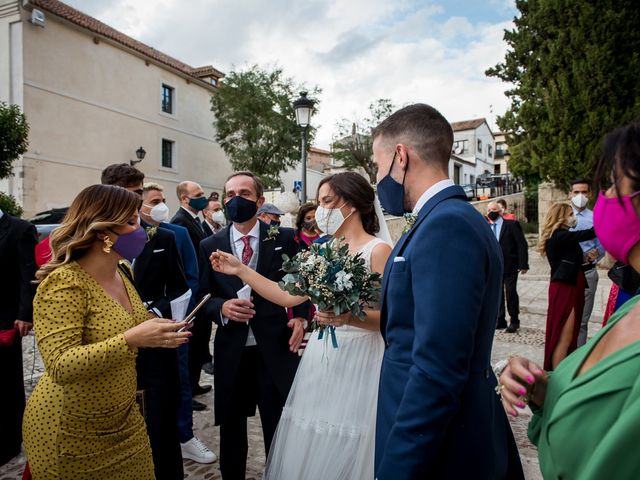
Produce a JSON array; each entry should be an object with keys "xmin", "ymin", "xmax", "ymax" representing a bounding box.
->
[{"xmin": 538, "ymin": 182, "xmax": 567, "ymax": 225}]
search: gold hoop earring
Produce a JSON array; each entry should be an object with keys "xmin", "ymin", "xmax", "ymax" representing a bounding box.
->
[{"xmin": 102, "ymin": 236, "xmax": 113, "ymax": 254}]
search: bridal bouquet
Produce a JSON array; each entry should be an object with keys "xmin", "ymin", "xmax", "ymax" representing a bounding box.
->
[{"xmin": 279, "ymin": 239, "xmax": 381, "ymax": 347}]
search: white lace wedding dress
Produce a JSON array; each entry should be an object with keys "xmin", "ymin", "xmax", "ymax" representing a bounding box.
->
[{"xmin": 264, "ymin": 238, "xmax": 387, "ymax": 480}]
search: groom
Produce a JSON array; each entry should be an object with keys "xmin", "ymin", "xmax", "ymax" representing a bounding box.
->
[
  {"xmin": 197, "ymin": 172, "xmax": 306, "ymax": 480},
  {"xmin": 373, "ymin": 104, "xmax": 524, "ymax": 479}
]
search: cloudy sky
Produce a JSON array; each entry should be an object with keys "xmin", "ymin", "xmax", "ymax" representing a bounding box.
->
[{"xmin": 65, "ymin": 0, "xmax": 517, "ymax": 149}]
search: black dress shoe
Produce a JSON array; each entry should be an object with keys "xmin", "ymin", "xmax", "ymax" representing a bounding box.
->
[
  {"xmin": 505, "ymin": 323, "xmax": 520, "ymax": 333},
  {"xmin": 496, "ymin": 322, "xmax": 508, "ymax": 330},
  {"xmin": 202, "ymin": 361, "xmax": 214, "ymax": 375},
  {"xmin": 192, "ymin": 399, "xmax": 207, "ymax": 411},
  {"xmin": 192, "ymin": 384, "xmax": 212, "ymax": 396}
]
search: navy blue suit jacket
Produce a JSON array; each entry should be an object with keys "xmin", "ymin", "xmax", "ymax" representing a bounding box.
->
[
  {"xmin": 375, "ymin": 185, "xmax": 523, "ymax": 479},
  {"xmin": 160, "ymin": 222, "xmax": 199, "ymax": 306}
]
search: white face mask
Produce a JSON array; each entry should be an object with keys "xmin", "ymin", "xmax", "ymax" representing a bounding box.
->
[
  {"xmin": 211, "ymin": 210, "xmax": 226, "ymax": 226},
  {"xmin": 315, "ymin": 204, "xmax": 352, "ymax": 236},
  {"xmin": 145, "ymin": 202, "xmax": 170, "ymax": 223},
  {"xmin": 571, "ymin": 193, "xmax": 588, "ymax": 209}
]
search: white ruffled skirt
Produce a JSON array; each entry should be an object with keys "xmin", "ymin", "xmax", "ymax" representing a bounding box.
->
[{"xmin": 264, "ymin": 325, "xmax": 385, "ymax": 480}]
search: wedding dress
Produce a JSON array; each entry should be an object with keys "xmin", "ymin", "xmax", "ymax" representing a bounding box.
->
[{"xmin": 264, "ymin": 237, "xmax": 387, "ymax": 480}]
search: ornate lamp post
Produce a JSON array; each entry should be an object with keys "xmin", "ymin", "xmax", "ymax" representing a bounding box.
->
[
  {"xmin": 293, "ymin": 91, "xmax": 314, "ymax": 203},
  {"xmin": 130, "ymin": 146, "xmax": 146, "ymax": 166}
]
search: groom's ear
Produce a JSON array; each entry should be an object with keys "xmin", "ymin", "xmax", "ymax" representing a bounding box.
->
[{"xmin": 256, "ymin": 196, "xmax": 266, "ymax": 209}]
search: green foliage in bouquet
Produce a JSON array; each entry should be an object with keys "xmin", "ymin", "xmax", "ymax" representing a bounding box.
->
[{"xmin": 279, "ymin": 239, "xmax": 381, "ymax": 329}]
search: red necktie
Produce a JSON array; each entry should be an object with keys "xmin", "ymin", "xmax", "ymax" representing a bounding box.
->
[{"xmin": 241, "ymin": 236, "xmax": 253, "ymax": 265}]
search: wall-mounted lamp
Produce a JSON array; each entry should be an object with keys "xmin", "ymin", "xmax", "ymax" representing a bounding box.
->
[{"xmin": 130, "ymin": 146, "xmax": 146, "ymax": 166}]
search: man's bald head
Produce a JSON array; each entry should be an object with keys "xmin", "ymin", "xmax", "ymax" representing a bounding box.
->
[{"xmin": 177, "ymin": 181, "xmax": 205, "ymax": 211}]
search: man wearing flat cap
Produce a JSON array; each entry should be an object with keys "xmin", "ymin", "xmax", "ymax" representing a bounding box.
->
[{"xmin": 257, "ymin": 203, "xmax": 285, "ymax": 227}]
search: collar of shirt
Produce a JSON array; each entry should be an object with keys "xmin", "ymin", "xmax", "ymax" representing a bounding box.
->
[
  {"xmin": 231, "ymin": 220, "xmax": 261, "ymax": 244},
  {"xmin": 494, "ymin": 216, "xmax": 504, "ymax": 227},
  {"xmin": 180, "ymin": 205, "xmax": 199, "ymax": 220},
  {"xmin": 413, "ymin": 179, "xmax": 456, "ymax": 215}
]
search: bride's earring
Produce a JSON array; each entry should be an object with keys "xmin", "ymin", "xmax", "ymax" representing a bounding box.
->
[{"xmin": 102, "ymin": 235, "xmax": 113, "ymax": 254}]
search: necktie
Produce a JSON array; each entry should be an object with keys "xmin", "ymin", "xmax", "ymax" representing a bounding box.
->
[
  {"xmin": 194, "ymin": 216, "xmax": 205, "ymax": 234},
  {"xmin": 241, "ymin": 236, "xmax": 253, "ymax": 265},
  {"xmin": 492, "ymin": 222, "xmax": 498, "ymax": 239}
]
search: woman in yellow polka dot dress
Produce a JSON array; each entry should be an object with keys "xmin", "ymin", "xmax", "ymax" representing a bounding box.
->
[{"xmin": 23, "ymin": 185, "xmax": 191, "ymax": 480}]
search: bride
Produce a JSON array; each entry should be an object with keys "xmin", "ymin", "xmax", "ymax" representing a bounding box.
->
[{"xmin": 210, "ymin": 172, "xmax": 391, "ymax": 479}]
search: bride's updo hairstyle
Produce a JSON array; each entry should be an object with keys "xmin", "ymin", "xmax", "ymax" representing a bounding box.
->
[{"xmin": 317, "ymin": 172, "xmax": 380, "ymax": 235}]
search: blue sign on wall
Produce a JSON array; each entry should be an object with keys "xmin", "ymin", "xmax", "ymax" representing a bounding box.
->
[{"xmin": 293, "ymin": 180, "xmax": 302, "ymax": 192}]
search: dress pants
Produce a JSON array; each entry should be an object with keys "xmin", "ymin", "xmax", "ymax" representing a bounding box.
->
[
  {"xmin": 220, "ymin": 346, "xmax": 285, "ymax": 480},
  {"xmin": 577, "ymin": 268, "xmax": 599, "ymax": 346},
  {"xmin": 498, "ymin": 271, "xmax": 520, "ymax": 326},
  {"xmin": 177, "ymin": 343, "xmax": 194, "ymax": 442},
  {"xmin": 0, "ymin": 338, "xmax": 24, "ymax": 466}
]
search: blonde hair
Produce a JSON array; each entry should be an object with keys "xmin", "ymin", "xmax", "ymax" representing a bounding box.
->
[
  {"xmin": 35, "ymin": 185, "xmax": 142, "ymax": 282},
  {"xmin": 143, "ymin": 182, "xmax": 164, "ymax": 192},
  {"xmin": 538, "ymin": 202, "xmax": 573, "ymax": 257}
]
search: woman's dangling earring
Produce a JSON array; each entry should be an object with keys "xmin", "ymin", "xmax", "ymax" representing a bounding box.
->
[{"xmin": 102, "ymin": 235, "xmax": 113, "ymax": 254}]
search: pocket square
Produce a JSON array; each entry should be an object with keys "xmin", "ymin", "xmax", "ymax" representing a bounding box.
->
[
  {"xmin": 393, "ymin": 256, "xmax": 406, "ymax": 263},
  {"xmin": 153, "ymin": 249, "xmax": 165, "ymax": 253},
  {"xmin": 275, "ymin": 246, "xmax": 283, "ymax": 251}
]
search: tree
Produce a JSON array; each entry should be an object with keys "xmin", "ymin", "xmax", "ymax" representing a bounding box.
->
[
  {"xmin": 331, "ymin": 99, "xmax": 395, "ymax": 184},
  {"xmin": 0, "ymin": 192, "xmax": 23, "ymax": 217},
  {"xmin": 210, "ymin": 65, "xmax": 321, "ymax": 188},
  {"xmin": 0, "ymin": 102, "xmax": 29, "ymax": 179},
  {"xmin": 486, "ymin": 0, "xmax": 640, "ymax": 189}
]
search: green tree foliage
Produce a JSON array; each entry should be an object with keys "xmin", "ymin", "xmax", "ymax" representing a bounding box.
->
[
  {"xmin": 0, "ymin": 102, "xmax": 29, "ymax": 179},
  {"xmin": 0, "ymin": 192, "xmax": 23, "ymax": 217},
  {"xmin": 210, "ymin": 65, "xmax": 321, "ymax": 188},
  {"xmin": 331, "ymin": 99, "xmax": 395, "ymax": 184},
  {"xmin": 486, "ymin": 0, "xmax": 640, "ymax": 189}
]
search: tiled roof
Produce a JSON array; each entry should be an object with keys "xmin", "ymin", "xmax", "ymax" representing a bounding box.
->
[
  {"xmin": 309, "ymin": 147, "xmax": 331, "ymax": 155},
  {"xmin": 450, "ymin": 118, "xmax": 487, "ymax": 132},
  {"xmin": 26, "ymin": 0, "xmax": 224, "ymax": 84}
]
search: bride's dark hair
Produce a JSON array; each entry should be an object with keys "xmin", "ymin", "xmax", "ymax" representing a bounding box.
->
[{"xmin": 317, "ymin": 172, "xmax": 379, "ymax": 235}]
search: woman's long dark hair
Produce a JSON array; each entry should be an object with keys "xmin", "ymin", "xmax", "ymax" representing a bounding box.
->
[
  {"xmin": 595, "ymin": 122, "xmax": 640, "ymax": 194},
  {"xmin": 317, "ymin": 172, "xmax": 379, "ymax": 235}
]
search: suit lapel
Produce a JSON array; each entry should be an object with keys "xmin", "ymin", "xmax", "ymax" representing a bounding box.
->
[
  {"xmin": 256, "ymin": 221, "xmax": 275, "ymax": 275},
  {"xmin": 0, "ymin": 214, "xmax": 10, "ymax": 248},
  {"xmin": 498, "ymin": 220, "xmax": 507, "ymax": 242},
  {"xmin": 379, "ymin": 185, "xmax": 468, "ymax": 337},
  {"xmin": 133, "ymin": 223, "xmax": 156, "ymax": 278}
]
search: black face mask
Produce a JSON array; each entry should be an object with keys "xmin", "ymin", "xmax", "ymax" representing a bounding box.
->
[
  {"xmin": 487, "ymin": 211, "xmax": 501, "ymax": 221},
  {"xmin": 269, "ymin": 220, "xmax": 281, "ymax": 227},
  {"xmin": 225, "ymin": 196, "xmax": 258, "ymax": 223},
  {"xmin": 302, "ymin": 221, "xmax": 316, "ymax": 231}
]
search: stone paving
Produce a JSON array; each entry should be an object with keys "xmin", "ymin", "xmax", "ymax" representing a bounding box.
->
[{"xmin": 0, "ymin": 248, "xmax": 612, "ymax": 480}]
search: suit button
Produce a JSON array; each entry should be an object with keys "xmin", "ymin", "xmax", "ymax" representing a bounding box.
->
[{"xmin": 484, "ymin": 368, "xmax": 490, "ymax": 379}]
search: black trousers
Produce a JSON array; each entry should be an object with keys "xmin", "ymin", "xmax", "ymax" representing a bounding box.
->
[
  {"xmin": 188, "ymin": 316, "xmax": 212, "ymax": 390},
  {"xmin": 219, "ymin": 346, "xmax": 285, "ymax": 480},
  {"xmin": 498, "ymin": 271, "xmax": 520, "ymax": 326},
  {"xmin": 0, "ymin": 338, "xmax": 25, "ymax": 466}
]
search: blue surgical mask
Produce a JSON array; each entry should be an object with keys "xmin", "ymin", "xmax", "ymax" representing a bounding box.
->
[{"xmin": 377, "ymin": 152, "xmax": 408, "ymax": 216}]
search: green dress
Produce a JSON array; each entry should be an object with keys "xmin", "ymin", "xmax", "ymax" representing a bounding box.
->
[
  {"xmin": 529, "ymin": 295, "xmax": 640, "ymax": 479},
  {"xmin": 23, "ymin": 262, "xmax": 154, "ymax": 479}
]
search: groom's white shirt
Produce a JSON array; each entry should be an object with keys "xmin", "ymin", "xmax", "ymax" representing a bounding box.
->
[{"xmin": 412, "ymin": 179, "xmax": 455, "ymax": 215}]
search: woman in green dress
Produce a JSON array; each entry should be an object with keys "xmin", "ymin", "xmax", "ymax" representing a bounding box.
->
[
  {"xmin": 497, "ymin": 122, "xmax": 640, "ymax": 479},
  {"xmin": 23, "ymin": 185, "xmax": 191, "ymax": 479}
]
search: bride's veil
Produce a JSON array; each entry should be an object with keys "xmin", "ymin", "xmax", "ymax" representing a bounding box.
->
[{"xmin": 374, "ymin": 196, "xmax": 393, "ymax": 245}]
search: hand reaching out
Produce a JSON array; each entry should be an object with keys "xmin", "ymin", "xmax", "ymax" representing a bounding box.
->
[
  {"xmin": 498, "ymin": 356, "xmax": 548, "ymax": 416},
  {"xmin": 210, "ymin": 250, "xmax": 246, "ymax": 277},
  {"xmin": 123, "ymin": 318, "xmax": 191, "ymax": 349}
]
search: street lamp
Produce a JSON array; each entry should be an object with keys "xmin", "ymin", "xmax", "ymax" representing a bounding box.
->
[
  {"xmin": 293, "ymin": 91, "xmax": 314, "ymax": 203},
  {"xmin": 130, "ymin": 146, "xmax": 146, "ymax": 166}
]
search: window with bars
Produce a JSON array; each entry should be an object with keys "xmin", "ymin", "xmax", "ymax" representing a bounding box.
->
[
  {"xmin": 161, "ymin": 84, "xmax": 174, "ymax": 114},
  {"xmin": 162, "ymin": 139, "xmax": 174, "ymax": 168}
]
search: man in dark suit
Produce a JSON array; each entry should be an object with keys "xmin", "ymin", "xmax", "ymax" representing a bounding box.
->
[
  {"xmin": 197, "ymin": 172, "xmax": 305, "ymax": 480},
  {"xmin": 171, "ymin": 180, "xmax": 212, "ymax": 395},
  {"xmin": 373, "ymin": 104, "xmax": 523, "ymax": 479},
  {"xmin": 0, "ymin": 209, "xmax": 37, "ymax": 466},
  {"xmin": 488, "ymin": 201, "xmax": 529, "ymax": 333}
]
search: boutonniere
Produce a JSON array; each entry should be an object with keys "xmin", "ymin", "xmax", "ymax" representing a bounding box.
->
[
  {"xmin": 145, "ymin": 225, "xmax": 158, "ymax": 240},
  {"xmin": 402, "ymin": 213, "xmax": 417, "ymax": 234},
  {"xmin": 264, "ymin": 225, "xmax": 280, "ymax": 242}
]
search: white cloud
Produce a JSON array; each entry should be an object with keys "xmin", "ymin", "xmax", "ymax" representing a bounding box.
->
[{"xmin": 65, "ymin": 0, "xmax": 514, "ymax": 147}]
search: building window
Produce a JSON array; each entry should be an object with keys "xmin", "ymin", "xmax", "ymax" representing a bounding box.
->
[
  {"xmin": 161, "ymin": 84, "xmax": 174, "ymax": 114},
  {"xmin": 488, "ymin": 145, "xmax": 493, "ymax": 157},
  {"xmin": 452, "ymin": 139, "xmax": 468, "ymax": 154},
  {"xmin": 477, "ymin": 139, "xmax": 483, "ymax": 152},
  {"xmin": 494, "ymin": 164, "xmax": 501, "ymax": 174},
  {"xmin": 162, "ymin": 139, "xmax": 174, "ymax": 168}
]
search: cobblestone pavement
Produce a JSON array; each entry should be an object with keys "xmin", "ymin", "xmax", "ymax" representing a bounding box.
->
[{"xmin": 1, "ymin": 249, "xmax": 611, "ymax": 480}]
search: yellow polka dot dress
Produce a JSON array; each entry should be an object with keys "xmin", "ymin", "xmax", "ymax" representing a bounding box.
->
[{"xmin": 23, "ymin": 262, "xmax": 155, "ymax": 479}]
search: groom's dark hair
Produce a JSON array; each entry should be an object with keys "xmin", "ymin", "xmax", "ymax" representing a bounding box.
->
[
  {"xmin": 225, "ymin": 171, "xmax": 264, "ymax": 198},
  {"xmin": 372, "ymin": 103, "xmax": 453, "ymax": 170}
]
